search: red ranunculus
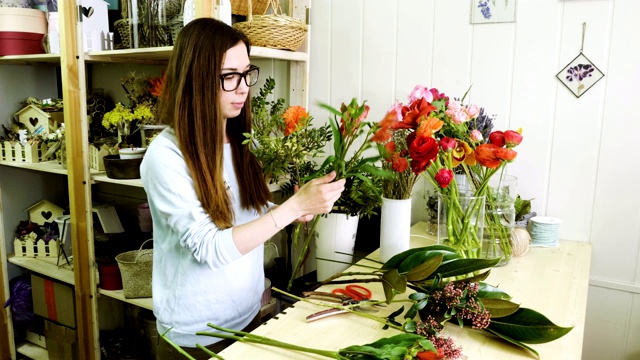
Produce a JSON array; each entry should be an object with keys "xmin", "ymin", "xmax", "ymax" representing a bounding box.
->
[
  {"xmin": 435, "ymin": 168, "xmax": 454, "ymax": 188},
  {"xmin": 408, "ymin": 135, "xmax": 438, "ymax": 174},
  {"xmin": 475, "ymin": 143, "xmax": 502, "ymax": 169},
  {"xmin": 488, "ymin": 131, "xmax": 505, "ymax": 147},
  {"xmin": 496, "ymin": 147, "xmax": 517, "ymax": 161},
  {"xmin": 504, "ymin": 129, "xmax": 523, "ymax": 147},
  {"xmin": 439, "ymin": 137, "xmax": 456, "ymax": 152}
]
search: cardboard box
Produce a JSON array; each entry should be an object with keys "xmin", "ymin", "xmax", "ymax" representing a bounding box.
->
[
  {"xmin": 44, "ymin": 319, "xmax": 79, "ymax": 360},
  {"xmin": 31, "ymin": 274, "xmax": 76, "ymax": 328}
]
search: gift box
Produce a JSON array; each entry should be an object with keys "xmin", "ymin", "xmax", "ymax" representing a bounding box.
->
[
  {"xmin": 0, "ymin": 8, "xmax": 47, "ymax": 55},
  {"xmin": 44, "ymin": 319, "xmax": 79, "ymax": 360},
  {"xmin": 31, "ymin": 274, "xmax": 76, "ymax": 328}
]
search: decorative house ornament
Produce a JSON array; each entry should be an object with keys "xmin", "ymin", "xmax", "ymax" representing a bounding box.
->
[
  {"xmin": 556, "ymin": 23, "xmax": 604, "ymax": 98},
  {"xmin": 470, "ymin": 0, "xmax": 517, "ymax": 24},
  {"xmin": 25, "ymin": 199, "xmax": 64, "ymax": 226},
  {"xmin": 12, "ymin": 104, "xmax": 64, "ymax": 136},
  {"xmin": 78, "ymin": 0, "xmax": 111, "ymax": 51}
]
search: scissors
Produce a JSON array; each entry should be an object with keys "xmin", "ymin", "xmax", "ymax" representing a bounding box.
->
[
  {"xmin": 303, "ymin": 284, "xmax": 382, "ymax": 322},
  {"xmin": 331, "ymin": 284, "xmax": 372, "ymax": 301}
]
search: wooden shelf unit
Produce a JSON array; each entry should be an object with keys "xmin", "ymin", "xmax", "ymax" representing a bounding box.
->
[{"xmin": 0, "ymin": 2, "xmax": 311, "ymax": 359}]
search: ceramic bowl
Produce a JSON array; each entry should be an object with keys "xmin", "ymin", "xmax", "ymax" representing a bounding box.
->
[
  {"xmin": 103, "ymin": 155, "xmax": 142, "ymax": 179},
  {"xmin": 119, "ymin": 147, "xmax": 146, "ymax": 159}
]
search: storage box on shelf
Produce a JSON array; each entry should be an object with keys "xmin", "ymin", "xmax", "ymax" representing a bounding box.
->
[
  {"xmin": 31, "ymin": 273, "xmax": 77, "ymax": 328},
  {"xmin": 0, "ymin": 8, "xmax": 47, "ymax": 56},
  {"xmin": 45, "ymin": 319, "xmax": 79, "ymax": 360}
]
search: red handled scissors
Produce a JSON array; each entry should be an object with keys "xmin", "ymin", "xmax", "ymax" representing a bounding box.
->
[{"xmin": 331, "ymin": 284, "xmax": 372, "ymax": 301}]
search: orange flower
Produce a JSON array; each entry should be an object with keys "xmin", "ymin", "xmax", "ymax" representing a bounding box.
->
[
  {"xmin": 496, "ymin": 147, "xmax": 517, "ymax": 161},
  {"xmin": 416, "ymin": 116, "xmax": 444, "ymax": 138},
  {"xmin": 282, "ymin": 106, "xmax": 309, "ymax": 136},
  {"xmin": 149, "ymin": 70, "xmax": 165, "ymax": 97},
  {"xmin": 372, "ymin": 112, "xmax": 399, "ymax": 143},
  {"xmin": 475, "ymin": 143, "xmax": 502, "ymax": 169}
]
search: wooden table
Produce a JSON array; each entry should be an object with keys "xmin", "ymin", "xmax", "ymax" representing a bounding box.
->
[{"xmin": 218, "ymin": 221, "xmax": 592, "ymax": 359}]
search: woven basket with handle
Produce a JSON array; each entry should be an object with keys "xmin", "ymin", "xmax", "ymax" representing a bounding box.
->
[
  {"xmin": 231, "ymin": 0, "xmax": 269, "ymax": 16},
  {"xmin": 232, "ymin": 0, "xmax": 307, "ymax": 51},
  {"xmin": 115, "ymin": 239, "xmax": 153, "ymax": 299}
]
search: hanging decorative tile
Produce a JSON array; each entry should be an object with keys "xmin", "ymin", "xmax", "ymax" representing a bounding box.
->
[{"xmin": 556, "ymin": 23, "xmax": 605, "ymax": 98}]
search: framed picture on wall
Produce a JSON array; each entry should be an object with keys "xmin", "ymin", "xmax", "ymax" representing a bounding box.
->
[
  {"xmin": 471, "ymin": 0, "xmax": 517, "ymax": 24},
  {"xmin": 556, "ymin": 53, "xmax": 605, "ymax": 98}
]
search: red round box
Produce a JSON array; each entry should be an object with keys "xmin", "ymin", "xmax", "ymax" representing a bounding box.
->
[
  {"xmin": 0, "ymin": 32, "xmax": 45, "ymax": 56},
  {"xmin": 98, "ymin": 261, "xmax": 124, "ymax": 291}
]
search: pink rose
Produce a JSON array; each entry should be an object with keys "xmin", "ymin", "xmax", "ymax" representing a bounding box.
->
[
  {"xmin": 470, "ymin": 129, "xmax": 483, "ymax": 142},
  {"xmin": 439, "ymin": 137, "xmax": 457, "ymax": 152},
  {"xmin": 408, "ymin": 85, "xmax": 434, "ymax": 103},
  {"xmin": 466, "ymin": 104, "xmax": 480, "ymax": 118}
]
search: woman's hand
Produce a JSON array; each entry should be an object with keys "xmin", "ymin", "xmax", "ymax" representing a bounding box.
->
[{"xmin": 290, "ymin": 171, "xmax": 345, "ymax": 219}]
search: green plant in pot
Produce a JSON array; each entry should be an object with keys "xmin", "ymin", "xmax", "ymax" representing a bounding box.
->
[{"xmin": 288, "ymin": 98, "xmax": 392, "ymax": 287}]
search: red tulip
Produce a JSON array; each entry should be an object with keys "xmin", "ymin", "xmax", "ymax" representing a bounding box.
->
[
  {"xmin": 488, "ymin": 131, "xmax": 505, "ymax": 147},
  {"xmin": 435, "ymin": 168, "xmax": 454, "ymax": 189},
  {"xmin": 504, "ymin": 129, "xmax": 523, "ymax": 147}
]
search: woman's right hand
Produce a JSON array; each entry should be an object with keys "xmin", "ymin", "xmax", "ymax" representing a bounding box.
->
[{"xmin": 290, "ymin": 171, "xmax": 345, "ymax": 218}]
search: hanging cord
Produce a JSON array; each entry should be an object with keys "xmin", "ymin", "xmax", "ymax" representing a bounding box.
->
[{"xmin": 580, "ymin": 22, "xmax": 586, "ymax": 53}]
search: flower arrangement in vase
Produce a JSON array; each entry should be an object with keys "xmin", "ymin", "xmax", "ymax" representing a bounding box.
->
[
  {"xmin": 101, "ymin": 71, "xmax": 164, "ymax": 150},
  {"xmin": 243, "ymin": 77, "xmax": 331, "ymax": 194},
  {"xmin": 375, "ymin": 85, "xmax": 523, "ymax": 261}
]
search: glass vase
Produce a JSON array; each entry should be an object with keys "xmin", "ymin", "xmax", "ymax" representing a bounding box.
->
[
  {"xmin": 483, "ymin": 175, "xmax": 518, "ymax": 266},
  {"xmin": 437, "ymin": 193, "xmax": 485, "ymax": 259}
]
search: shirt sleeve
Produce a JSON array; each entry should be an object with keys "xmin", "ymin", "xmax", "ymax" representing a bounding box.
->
[{"xmin": 140, "ymin": 136, "xmax": 243, "ymax": 270}]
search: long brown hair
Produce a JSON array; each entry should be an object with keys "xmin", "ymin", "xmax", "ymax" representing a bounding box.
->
[{"xmin": 157, "ymin": 18, "xmax": 271, "ymax": 229}]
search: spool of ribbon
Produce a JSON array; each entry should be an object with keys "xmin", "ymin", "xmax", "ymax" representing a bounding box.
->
[{"xmin": 528, "ymin": 216, "xmax": 561, "ymax": 247}]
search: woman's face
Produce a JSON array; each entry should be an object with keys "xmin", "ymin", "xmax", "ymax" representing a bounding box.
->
[{"xmin": 219, "ymin": 42, "xmax": 252, "ymax": 120}]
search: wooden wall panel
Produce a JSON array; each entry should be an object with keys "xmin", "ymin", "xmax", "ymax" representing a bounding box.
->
[
  {"xmin": 507, "ymin": 0, "xmax": 562, "ymax": 208},
  {"xmin": 584, "ymin": 286, "xmax": 633, "ymax": 359},
  {"xmin": 308, "ymin": 1, "xmax": 640, "ymax": 358},
  {"xmin": 546, "ymin": 1, "xmax": 612, "ymax": 241},
  {"xmin": 589, "ymin": 0, "xmax": 640, "ymax": 283}
]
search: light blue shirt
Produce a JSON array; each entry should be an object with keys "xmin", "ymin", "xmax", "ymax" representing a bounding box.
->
[{"xmin": 141, "ymin": 128, "xmax": 265, "ymax": 347}]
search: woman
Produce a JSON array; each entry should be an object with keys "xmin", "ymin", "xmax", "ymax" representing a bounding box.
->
[{"xmin": 140, "ymin": 18, "xmax": 345, "ymax": 359}]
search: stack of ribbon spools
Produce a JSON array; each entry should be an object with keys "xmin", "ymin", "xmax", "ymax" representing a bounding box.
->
[{"xmin": 528, "ymin": 216, "xmax": 562, "ymax": 247}]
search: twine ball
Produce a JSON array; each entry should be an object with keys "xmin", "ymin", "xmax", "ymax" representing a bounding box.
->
[{"xmin": 510, "ymin": 227, "xmax": 531, "ymax": 257}]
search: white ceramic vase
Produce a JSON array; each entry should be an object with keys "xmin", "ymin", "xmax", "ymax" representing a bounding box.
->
[
  {"xmin": 314, "ymin": 213, "xmax": 359, "ymax": 281},
  {"xmin": 379, "ymin": 197, "xmax": 412, "ymax": 263}
]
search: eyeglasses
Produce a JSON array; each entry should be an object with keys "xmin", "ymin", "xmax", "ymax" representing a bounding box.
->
[{"xmin": 220, "ymin": 66, "xmax": 260, "ymax": 91}]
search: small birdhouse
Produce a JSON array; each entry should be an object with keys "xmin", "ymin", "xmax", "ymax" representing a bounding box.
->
[
  {"xmin": 13, "ymin": 105, "xmax": 51, "ymax": 137},
  {"xmin": 79, "ymin": 0, "xmax": 111, "ymax": 51},
  {"xmin": 25, "ymin": 200, "xmax": 64, "ymax": 226}
]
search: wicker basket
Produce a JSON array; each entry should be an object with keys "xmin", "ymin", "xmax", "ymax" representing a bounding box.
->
[
  {"xmin": 231, "ymin": 0, "xmax": 269, "ymax": 16},
  {"xmin": 115, "ymin": 239, "xmax": 153, "ymax": 299},
  {"xmin": 232, "ymin": 0, "xmax": 307, "ymax": 51}
]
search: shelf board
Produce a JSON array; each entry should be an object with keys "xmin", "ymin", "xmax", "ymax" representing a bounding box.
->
[
  {"xmin": 85, "ymin": 45, "xmax": 308, "ymax": 64},
  {"xmin": 8, "ymin": 256, "xmax": 75, "ymax": 285},
  {"xmin": 16, "ymin": 342, "xmax": 49, "ymax": 360},
  {"xmin": 0, "ymin": 53, "xmax": 60, "ymax": 65},
  {"xmin": 0, "ymin": 160, "xmax": 69, "ymax": 175},
  {"xmin": 98, "ymin": 289, "xmax": 153, "ymax": 310},
  {"xmin": 92, "ymin": 173, "xmax": 144, "ymax": 187}
]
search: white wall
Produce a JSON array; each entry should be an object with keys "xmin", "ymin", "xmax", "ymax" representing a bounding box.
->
[{"xmin": 308, "ymin": 0, "xmax": 640, "ymax": 359}]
